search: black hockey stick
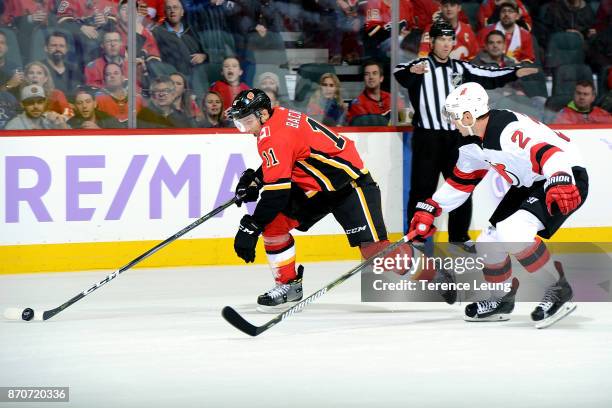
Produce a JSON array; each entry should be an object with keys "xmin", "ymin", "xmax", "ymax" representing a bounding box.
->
[
  {"xmin": 222, "ymin": 231, "xmax": 418, "ymax": 336},
  {"xmin": 4, "ymin": 196, "xmax": 239, "ymax": 322}
]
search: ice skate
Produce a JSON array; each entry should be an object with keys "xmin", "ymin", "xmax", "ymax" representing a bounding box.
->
[
  {"xmin": 256, "ymin": 266, "xmax": 304, "ymax": 313},
  {"xmin": 432, "ymin": 268, "xmax": 457, "ymax": 304},
  {"xmin": 464, "ymin": 278, "xmax": 519, "ymax": 322},
  {"xmin": 531, "ymin": 261, "xmax": 577, "ymax": 329}
]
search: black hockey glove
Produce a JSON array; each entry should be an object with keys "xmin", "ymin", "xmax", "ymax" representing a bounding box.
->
[
  {"xmin": 234, "ymin": 215, "xmax": 262, "ymax": 263},
  {"xmin": 235, "ymin": 168, "xmax": 262, "ymax": 207}
]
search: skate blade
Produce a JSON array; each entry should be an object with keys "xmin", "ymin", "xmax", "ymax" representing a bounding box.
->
[
  {"xmin": 464, "ymin": 314, "xmax": 511, "ymax": 322},
  {"xmin": 256, "ymin": 299, "xmax": 302, "ymax": 314},
  {"xmin": 535, "ymin": 302, "xmax": 577, "ymax": 329}
]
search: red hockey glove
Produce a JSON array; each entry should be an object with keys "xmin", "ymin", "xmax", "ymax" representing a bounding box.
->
[
  {"xmin": 409, "ymin": 199, "xmax": 442, "ymax": 240},
  {"xmin": 544, "ymin": 172, "xmax": 581, "ymax": 215}
]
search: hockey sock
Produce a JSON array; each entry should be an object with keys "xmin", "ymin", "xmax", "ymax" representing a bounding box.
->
[
  {"xmin": 514, "ymin": 238, "xmax": 558, "ymax": 288},
  {"xmin": 482, "ymin": 254, "xmax": 513, "ymax": 298},
  {"xmin": 264, "ymin": 234, "xmax": 297, "ymax": 284}
]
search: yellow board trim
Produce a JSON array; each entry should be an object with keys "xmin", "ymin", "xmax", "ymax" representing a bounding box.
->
[{"xmin": 1, "ymin": 227, "xmax": 610, "ymax": 275}]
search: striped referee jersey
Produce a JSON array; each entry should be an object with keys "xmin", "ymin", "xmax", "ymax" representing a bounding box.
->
[{"xmin": 394, "ymin": 55, "xmax": 519, "ymax": 131}]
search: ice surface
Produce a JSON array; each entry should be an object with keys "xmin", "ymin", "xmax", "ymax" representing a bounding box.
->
[{"xmin": 1, "ymin": 262, "xmax": 611, "ymax": 408}]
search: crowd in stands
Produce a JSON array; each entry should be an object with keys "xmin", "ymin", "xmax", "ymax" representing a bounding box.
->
[{"xmin": 0, "ymin": 0, "xmax": 611, "ymax": 130}]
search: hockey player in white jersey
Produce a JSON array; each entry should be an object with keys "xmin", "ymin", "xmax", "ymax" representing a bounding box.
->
[{"xmin": 408, "ymin": 82, "xmax": 589, "ymax": 328}]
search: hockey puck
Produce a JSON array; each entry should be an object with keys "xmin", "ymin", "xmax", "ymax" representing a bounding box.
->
[{"xmin": 22, "ymin": 308, "xmax": 34, "ymax": 321}]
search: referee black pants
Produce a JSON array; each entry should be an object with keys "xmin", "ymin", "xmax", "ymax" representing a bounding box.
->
[{"xmin": 407, "ymin": 126, "xmax": 472, "ymax": 242}]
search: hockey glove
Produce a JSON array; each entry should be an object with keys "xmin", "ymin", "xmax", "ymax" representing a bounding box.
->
[
  {"xmin": 544, "ymin": 172, "xmax": 581, "ymax": 215},
  {"xmin": 234, "ymin": 215, "xmax": 262, "ymax": 263},
  {"xmin": 409, "ymin": 199, "xmax": 442, "ymax": 240},
  {"xmin": 235, "ymin": 168, "xmax": 262, "ymax": 207}
]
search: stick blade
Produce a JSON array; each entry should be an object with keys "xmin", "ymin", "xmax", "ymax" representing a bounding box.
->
[
  {"xmin": 3, "ymin": 307, "xmax": 43, "ymax": 321},
  {"xmin": 221, "ymin": 306, "xmax": 261, "ymax": 337}
]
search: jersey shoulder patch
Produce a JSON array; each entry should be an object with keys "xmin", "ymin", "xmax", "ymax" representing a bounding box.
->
[{"xmin": 483, "ymin": 109, "xmax": 518, "ymax": 151}]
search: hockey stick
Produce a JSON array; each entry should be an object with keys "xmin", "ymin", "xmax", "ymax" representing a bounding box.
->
[
  {"xmin": 222, "ymin": 231, "xmax": 418, "ymax": 336},
  {"xmin": 4, "ymin": 196, "xmax": 239, "ymax": 322}
]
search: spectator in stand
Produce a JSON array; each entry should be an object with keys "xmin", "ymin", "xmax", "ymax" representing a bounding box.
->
[
  {"xmin": 418, "ymin": 0, "xmax": 479, "ymax": 61},
  {"xmin": 138, "ymin": 75, "xmax": 192, "ymax": 128},
  {"xmin": 116, "ymin": 0, "xmax": 161, "ymax": 63},
  {"xmin": 42, "ymin": 31, "xmax": 84, "ymax": 102},
  {"xmin": 472, "ymin": 30, "xmax": 517, "ymax": 68},
  {"xmin": 0, "ymin": 31, "xmax": 24, "ymax": 97},
  {"xmin": 587, "ymin": 23, "xmax": 612, "ymax": 75},
  {"xmin": 336, "ymin": 0, "xmax": 364, "ymax": 63},
  {"xmin": 256, "ymin": 71, "xmax": 283, "ymax": 108},
  {"xmin": 363, "ymin": 0, "xmax": 414, "ymax": 60},
  {"xmin": 151, "ymin": 0, "xmax": 208, "ymax": 79},
  {"xmin": 302, "ymin": 0, "xmax": 342, "ymax": 63},
  {"xmin": 4, "ymin": 84, "xmax": 70, "ymax": 129},
  {"xmin": 170, "ymin": 72, "xmax": 202, "ymax": 123},
  {"xmin": 85, "ymin": 30, "xmax": 128, "ymax": 89},
  {"xmin": 306, "ymin": 73, "xmax": 347, "ymax": 126},
  {"xmin": 0, "ymin": 90, "xmax": 18, "ymax": 129},
  {"xmin": 56, "ymin": 0, "xmax": 119, "ymax": 67},
  {"xmin": 542, "ymin": 0, "xmax": 597, "ymax": 45},
  {"xmin": 68, "ymin": 86, "xmax": 122, "ymax": 129},
  {"xmin": 240, "ymin": 0, "xmax": 285, "ymax": 53},
  {"xmin": 594, "ymin": 0, "xmax": 612, "ymax": 32},
  {"xmin": 477, "ymin": 1, "xmax": 535, "ymax": 63},
  {"xmin": 472, "ymin": 30, "xmax": 526, "ymax": 100},
  {"xmin": 96, "ymin": 62, "xmax": 144, "ymax": 125},
  {"xmin": 477, "ymin": 0, "xmax": 532, "ymax": 31},
  {"xmin": 209, "ymin": 56, "xmax": 250, "ymax": 110},
  {"xmin": 137, "ymin": 0, "xmax": 166, "ymax": 28},
  {"xmin": 197, "ymin": 91, "xmax": 231, "ymax": 128},
  {"xmin": 347, "ymin": 60, "xmax": 394, "ymax": 124},
  {"xmin": 24, "ymin": 62, "xmax": 71, "ymax": 115},
  {"xmin": 1, "ymin": 0, "xmax": 54, "ymax": 63},
  {"xmin": 412, "ymin": 0, "xmax": 471, "ymax": 31},
  {"xmin": 554, "ymin": 80, "xmax": 612, "ymax": 124}
]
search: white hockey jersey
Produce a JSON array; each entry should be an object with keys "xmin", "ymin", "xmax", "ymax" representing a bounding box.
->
[{"xmin": 433, "ymin": 110, "xmax": 586, "ymax": 212}]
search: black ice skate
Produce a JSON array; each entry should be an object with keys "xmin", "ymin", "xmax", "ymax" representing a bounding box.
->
[
  {"xmin": 531, "ymin": 261, "xmax": 577, "ymax": 329},
  {"xmin": 464, "ymin": 278, "xmax": 519, "ymax": 322},
  {"xmin": 256, "ymin": 265, "xmax": 304, "ymax": 313},
  {"xmin": 432, "ymin": 268, "xmax": 457, "ymax": 304}
]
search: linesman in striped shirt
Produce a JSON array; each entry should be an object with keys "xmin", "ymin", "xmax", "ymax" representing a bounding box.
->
[{"xmin": 394, "ymin": 19, "xmax": 537, "ymax": 249}]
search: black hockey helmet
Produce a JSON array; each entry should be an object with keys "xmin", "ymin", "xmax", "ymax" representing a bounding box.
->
[
  {"xmin": 229, "ymin": 88, "xmax": 272, "ymax": 121},
  {"xmin": 429, "ymin": 19, "xmax": 456, "ymax": 40}
]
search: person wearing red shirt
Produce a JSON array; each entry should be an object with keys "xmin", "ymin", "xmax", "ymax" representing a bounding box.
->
[
  {"xmin": 209, "ymin": 56, "xmax": 250, "ymax": 111},
  {"xmin": 84, "ymin": 31, "xmax": 129, "ymax": 88},
  {"xmin": 418, "ymin": 0, "xmax": 479, "ymax": 61},
  {"xmin": 347, "ymin": 60, "xmax": 397, "ymax": 124},
  {"xmin": 477, "ymin": 1, "xmax": 535, "ymax": 63},
  {"xmin": 412, "ymin": 0, "xmax": 470, "ymax": 31},
  {"xmin": 554, "ymin": 80, "xmax": 612, "ymax": 124},
  {"xmin": 228, "ymin": 89, "xmax": 415, "ymax": 311},
  {"xmin": 476, "ymin": 0, "xmax": 532, "ymax": 31},
  {"xmin": 95, "ymin": 63, "xmax": 144, "ymax": 125},
  {"xmin": 363, "ymin": 0, "xmax": 414, "ymax": 59}
]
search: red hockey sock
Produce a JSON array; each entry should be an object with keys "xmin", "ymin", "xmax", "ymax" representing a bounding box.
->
[{"xmin": 264, "ymin": 234, "xmax": 296, "ymax": 284}]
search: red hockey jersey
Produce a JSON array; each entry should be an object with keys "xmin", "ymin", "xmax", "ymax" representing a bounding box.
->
[{"xmin": 258, "ymin": 107, "xmax": 368, "ymax": 196}]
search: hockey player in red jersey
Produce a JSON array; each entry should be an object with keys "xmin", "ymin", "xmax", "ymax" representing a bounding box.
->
[
  {"xmin": 229, "ymin": 89, "xmax": 413, "ymax": 311},
  {"xmin": 409, "ymin": 82, "xmax": 589, "ymax": 328}
]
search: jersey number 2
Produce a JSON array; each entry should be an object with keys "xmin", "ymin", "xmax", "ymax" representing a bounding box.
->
[
  {"xmin": 307, "ymin": 117, "xmax": 346, "ymax": 149},
  {"xmin": 262, "ymin": 148, "xmax": 279, "ymax": 168}
]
